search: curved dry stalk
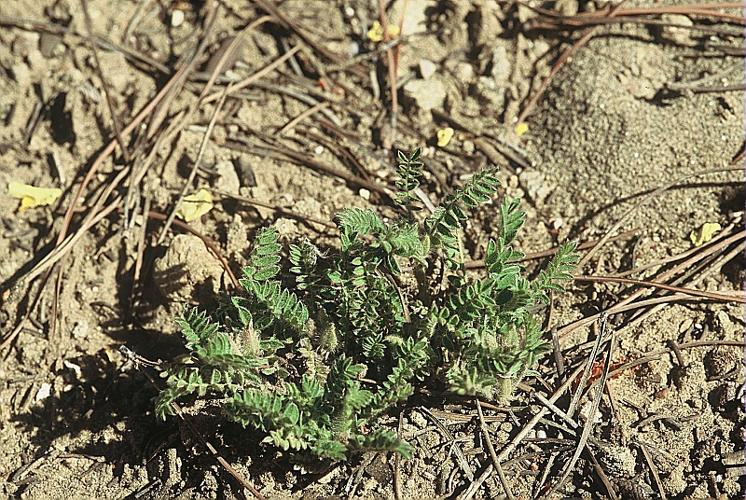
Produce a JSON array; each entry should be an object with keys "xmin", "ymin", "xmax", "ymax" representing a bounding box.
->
[
  {"xmin": 542, "ymin": 331, "xmax": 614, "ymax": 498},
  {"xmin": 575, "ymin": 275, "xmax": 745, "ymax": 304},
  {"xmin": 557, "ymin": 229, "xmax": 746, "ymax": 339},
  {"xmin": 475, "ymin": 400, "xmax": 515, "ymax": 500},
  {"xmin": 577, "ymin": 167, "xmax": 741, "ymax": 269}
]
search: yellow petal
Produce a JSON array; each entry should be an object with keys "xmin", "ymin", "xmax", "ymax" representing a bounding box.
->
[
  {"xmin": 367, "ymin": 21, "xmax": 399, "ymax": 42},
  {"xmin": 689, "ymin": 222, "xmax": 721, "ymax": 247},
  {"xmin": 386, "ymin": 24, "xmax": 400, "ymax": 38},
  {"xmin": 515, "ymin": 122, "xmax": 529, "ymax": 137},
  {"xmin": 8, "ymin": 181, "xmax": 62, "ymax": 211},
  {"xmin": 175, "ymin": 188, "xmax": 213, "ymax": 222},
  {"xmin": 367, "ymin": 21, "xmax": 384, "ymax": 42},
  {"xmin": 436, "ymin": 127, "xmax": 454, "ymax": 147}
]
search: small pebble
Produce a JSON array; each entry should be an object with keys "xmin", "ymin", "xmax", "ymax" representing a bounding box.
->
[
  {"xmin": 455, "ymin": 62, "xmax": 474, "ymax": 82},
  {"xmin": 679, "ymin": 319, "xmax": 693, "ymax": 334},
  {"xmin": 171, "ymin": 10, "xmax": 185, "ymax": 28},
  {"xmin": 313, "ymin": 145, "xmax": 324, "ymax": 155},
  {"xmin": 359, "ymin": 188, "xmax": 370, "ymax": 200},
  {"xmin": 35, "ymin": 383, "xmax": 52, "ymax": 402},
  {"xmin": 419, "ymin": 58, "xmax": 437, "ymax": 80}
]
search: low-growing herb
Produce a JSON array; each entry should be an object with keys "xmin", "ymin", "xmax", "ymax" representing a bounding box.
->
[{"xmin": 156, "ymin": 149, "xmax": 578, "ymax": 460}]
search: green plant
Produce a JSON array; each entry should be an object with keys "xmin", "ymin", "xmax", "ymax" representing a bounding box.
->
[{"xmin": 155, "ymin": 149, "xmax": 578, "ymax": 460}]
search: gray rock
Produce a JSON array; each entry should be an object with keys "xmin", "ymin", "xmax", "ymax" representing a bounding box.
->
[
  {"xmin": 404, "ymin": 78, "xmax": 446, "ymax": 111},
  {"xmin": 153, "ymin": 234, "xmax": 225, "ymax": 304},
  {"xmin": 419, "ymin": 58, "xmax": 437, "ymax": 80},
  {"xmin": 213, "ymin": 159, "xmax": 241, "ymax": 193},
  {"xmin": 490, "ymin": 46, "xmax": 511, "ymax": 84}
]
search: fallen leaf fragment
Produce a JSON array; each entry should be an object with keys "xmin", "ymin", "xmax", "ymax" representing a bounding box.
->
[
  {"xmin": 690, "ymin": 222, "xmax": 721, "ymax": 247},
  {"xmin": 515, "ymin": 122, "xmax": 529, "ymax": 137},
  {"xmin": 436, "ymin": 127, "xmax": 454, "ymax": 147},
  {"xmin": 175, "ymin": 188, "xmax": 213, "ymax": 222},
  {"xmin": 367, "ymin": 21, "xmax": 400, "ymax": 42},
  {"xmin": 8, "ymin": 181, "xmax": 62, "ymax": 211}
]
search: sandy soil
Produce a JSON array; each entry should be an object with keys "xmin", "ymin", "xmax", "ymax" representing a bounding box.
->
[{"xmin": 0, "ymin": 0, "xmax": 743, "ymax": 499}]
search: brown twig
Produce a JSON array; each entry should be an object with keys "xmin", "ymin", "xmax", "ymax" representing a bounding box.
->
[
  {"xmin": 496, "ymin": 361, "xmax": 586, "ymax": 462},
  {"xmin": 543, "ymin": 326, "xmax": 614, "ymax": 497},
  {"xmin": 551, "ymin": 327, "xmax": 565, "ymax": 378},
  {"xmin": 574, "ymin": 275, "xmax": 745, "ymax": 304},
  {"xmin": 516, "ymin": 26, "xmax": 597, "ymax": 125},
  {"xmin": 475, "ymin": 399, "xmax": 515, "ymax": 499},
  {"xmin": 133, "ymin": 197, "xmax": 151, "ymax": 285},
  {"xmin": 636, "ymin": 441, "xmax": 667, "ymax": 499},
  {"xmin": 156, "ymin": 87, "xmax": 228, "ymax": 245},
  {"xmin": 567, "ymin": 316, "xmax": 607, "ymax": 418},
  {"xmin": 529, "ymin": 15, "xmax": 745, "ymax": 34},
  {"xmin": 202, "ymin": 46, "xmax": 302, "ymax": 104},
  {"xmin": 277, "ymin": 101, "xmax": 330, "ymax": 135},
  {"xmin": 609, "ymin": 223, "xmax": 737, "ymax": 278},
  {"xmin": 80, "ymin": 0, "xmax": 131, "ymax": 164},
  {"xmin": 557, "ymin": 225, "xmax": 745, "ymax": 339},
  {"xmin": 0, "ymin": 14, "xmax": 170, "ymax": 74},
  {"xmin": 223, "ymin": 138, "xmax": 391, "ymax": 197},
  {"xmin": 622, "ymin": 239, "xmax": 745, "ymax": 331},
  {"xmin": 609, "ymin": 340, "xmax": 745, "ymax": 378},
  {"xmin": 251, "ymin": 0, "xmax": 344, "ymax": 63},
  {"xmin": 378, "ymin": 0, "xmax": 401, "ymax": 140},
  {"xmin": 212, "ymin": 190, "xmax": 337, "ymax": 230},
  {"xmin": 457, "ymin": 465, "xmax": 493, "ymax": 500},
  {"xmin": 420, "ymin": 407, "xmax": 475, "ymax": 481},
  {"xmin": 576, "ymin": 165, "xmax": 741, "ymax": 271}
]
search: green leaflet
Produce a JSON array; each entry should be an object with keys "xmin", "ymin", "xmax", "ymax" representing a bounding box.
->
[{"xmin": 425, "ymin": 167, "xmax": 501, "ymax": 267}]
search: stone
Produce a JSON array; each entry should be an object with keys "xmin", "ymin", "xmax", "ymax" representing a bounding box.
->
[
  {"xmin": 11, "ymin": 63, "xmax": 31, "ymax": 88},
  {"xmin": 519, "ymin": 169, "xmax": 553, "ymax": 206},
  {"xmin": 454, "ymin": 62, "xmax": 474, "ymax": 82},
  {"xmin": 599, "ymin": 445, "xmax": 636, "ymax": 477},
  {"xmin": 235, "ymin": 155, "xmax": 257, "ymax": 187},
  {"xmin": 403, "ymin": 78, "xmax": 446, "ymax": 111},
  {"xmin": 490, "ymin": 46, "xmax": 511, "ymax": 84},
  {"xmin": 475, "ymin": 76, "xmax": 505, "ymax": 109},
  {"xmin": 153, "ymin": 234, "xmax": 225, "ymax": 304},
  {"xmin": 715, "ymin": 310, "xmax": 736, "ymax": 335},
  {"xmin": 39, "ymin": 32, "xmax": 63, "ymax": 58},
  {"xmin": 661, "ymin": 14, "xmax": 694, "ymax": 45},
  {"xmin": 213, "ymin": 159, "xmax": 241, "ymax": 193},
  {"xmin": 418, "ymin": 58, "xmax": 437, "ymax": 80},
  {"xmin": 171, "ymin": 10, "xmax": 185, "ymax": 28}
]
